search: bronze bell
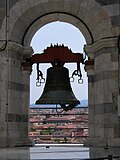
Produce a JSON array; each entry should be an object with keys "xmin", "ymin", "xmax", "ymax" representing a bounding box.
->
[{"xmin": 35, "ymin": 65, "xmax": 80, "ymax": 111}]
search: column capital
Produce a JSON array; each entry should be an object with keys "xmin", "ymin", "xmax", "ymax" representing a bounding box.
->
[
  {"xmin": 8, "ymin": 41, "xmax": 33, "ymax": 59},
  {"xmin": 85, "ymin": 59, "xmax": 94, "ymax": 76},
  {"xmin": 22, "ymin": 61, "xmax": 32, "ymax": 73},
  {"xmin": 84, "ymin": 37, "xmax": 118, "ymax": 59}
]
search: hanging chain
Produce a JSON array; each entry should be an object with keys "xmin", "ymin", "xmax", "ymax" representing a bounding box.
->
[
  {"xmin": 36, "ymin": 63, "xmax": 45, "ymax": 87},
  {"xmin": 70, "ymin": 62, "xmax": 83, "ymax": 84}
]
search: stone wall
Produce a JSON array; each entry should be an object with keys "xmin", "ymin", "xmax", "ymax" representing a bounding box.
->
[{"xmin": 0, "ymin": 0, "xmax": 119, "ymax": 147}]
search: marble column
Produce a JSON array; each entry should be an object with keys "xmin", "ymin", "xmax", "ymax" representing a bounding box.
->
[
  {"xmin": 84, "ymin": 37, "xmax": 120, "ymax": 147},
  {"xmin": 0, "ymin": 41, "xmax": 33, "ymax": 147}
]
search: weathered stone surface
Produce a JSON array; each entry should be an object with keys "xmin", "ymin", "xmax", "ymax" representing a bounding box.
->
[
  {"xmin": 95, "ymin": 0, "xmax": 119, "ymax": 6},
  {"xmin": 0, "ymin": 0, "xmax": 119, "ymax": 149},
  {"xmin": 111, "ymin": 15, "xmax": 120, "ymax": 26}
]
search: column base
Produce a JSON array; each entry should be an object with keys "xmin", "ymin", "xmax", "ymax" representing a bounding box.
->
[
  {"xmin": 0, "ymin": 137, "xmax": 34, "ymax": 148},
  {"xmin": 84, "ymin": 137, "xmax": 120, "ymax": 147},
  {"xmin": 14, "ymin": 138, "xmax": 34, "ymax": 147},
  {"xmin": 89, "ymin": 147, "xmax": 120, "ymax": 158}
]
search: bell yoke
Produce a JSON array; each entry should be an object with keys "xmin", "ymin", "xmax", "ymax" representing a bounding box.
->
[{"xmin": 23, "ymin": 44, "xmax": 84, "ymax": 111}]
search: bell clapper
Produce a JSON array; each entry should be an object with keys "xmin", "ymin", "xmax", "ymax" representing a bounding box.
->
[{"xmin": 55, "ymin": 104, "xmax": 64, "ymax": 116}]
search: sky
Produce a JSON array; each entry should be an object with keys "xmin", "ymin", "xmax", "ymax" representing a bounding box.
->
[{"xmin": 30, "ymin": 21, "xmax": 88, "ymax": 104}]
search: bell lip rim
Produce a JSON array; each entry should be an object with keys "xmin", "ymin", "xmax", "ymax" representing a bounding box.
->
[{"xmin": 35, "ymin": 101, "xmax": 80, "ymax": 105}]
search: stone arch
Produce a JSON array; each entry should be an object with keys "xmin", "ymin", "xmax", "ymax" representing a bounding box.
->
[
  {"xmin": 0, "ymin": 0, "xmax": 114, "ymax": 47},
  {"xmin": 23, "ymin": 12, "xmax": 93, "ymax": 46}
]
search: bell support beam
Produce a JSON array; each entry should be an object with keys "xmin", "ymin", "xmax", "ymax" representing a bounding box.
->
[{"xmin": 24, "ymin": 44, "xmax": 84, "ymax": 65}]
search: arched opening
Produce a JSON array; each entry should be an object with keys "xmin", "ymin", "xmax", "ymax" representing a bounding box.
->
[
  {"xmin": 30, "ymin": 21, "xmax": 88, "ymax": 144},
  {"xmin": 30, "ymin": 21, "xmax": 87, "ymax": 104}
]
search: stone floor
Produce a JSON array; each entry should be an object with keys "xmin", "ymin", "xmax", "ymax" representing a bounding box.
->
[
  {"xmin": 0, "ymin": 145, "xmax": 89, "ymax": 160},
  {"xmin": 0, "ymin": 144, "xmax": 120, "ymax": 160}
]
